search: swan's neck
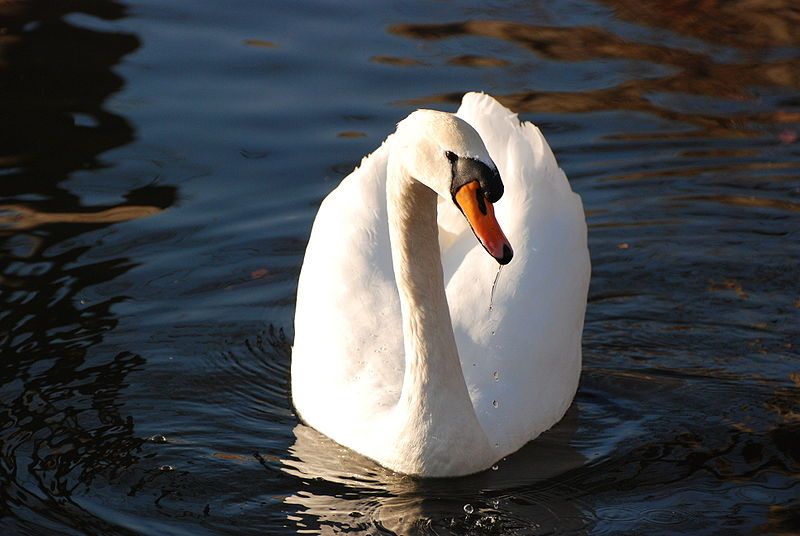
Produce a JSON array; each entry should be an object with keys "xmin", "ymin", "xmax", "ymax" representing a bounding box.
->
[
  {"xmin": 385, "ymin": 155, "xmax": 491, "ymax": 474},
  {"xmin": 387, "ymin": 174, "xmax": 463, "ymax": 398}
]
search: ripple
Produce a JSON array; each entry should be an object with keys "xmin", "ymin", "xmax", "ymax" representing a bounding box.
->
[
  {"xmin": 594, "ymin": 506, "xmax": 639, "ymax": 522},
  {"xmin": 733, "ymin": 484, "xmax": 779, "ymax": 505},
  {"xmin": 674, "ymin": 194, "xmax": 800, "ymax": 212},
  {"xmin": 643, "ymin": 508, "xmax": 689, "ymax": 525}
]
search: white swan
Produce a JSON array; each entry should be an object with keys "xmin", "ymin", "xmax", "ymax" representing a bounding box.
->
[{"xmin": 292, "ymin": 92, "xmax": 590, "ymax": 477}]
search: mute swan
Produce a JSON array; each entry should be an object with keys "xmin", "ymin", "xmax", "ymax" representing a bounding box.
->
[{"xmin": 292, "ymin": 92, "xmax": 590, "ymax": 477}]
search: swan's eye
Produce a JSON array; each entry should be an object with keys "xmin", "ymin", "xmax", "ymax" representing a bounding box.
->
[
  {"xmin": 448, "ymin": 155, "xmax": 503, "ymax": 203},
  {"xmin": 445, "ymin": 150, "xmax": 458, "ymax": 163}
]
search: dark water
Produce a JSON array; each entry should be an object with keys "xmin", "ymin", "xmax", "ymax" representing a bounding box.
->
[{"xmin": 1, "ymin": 1, "xmax": 798, "ymax": 534}]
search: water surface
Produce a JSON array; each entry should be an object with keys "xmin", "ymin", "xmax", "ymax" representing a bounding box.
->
[{"xmin": 1, "ymin": 1, "xmax": 798, "ymax": 534}]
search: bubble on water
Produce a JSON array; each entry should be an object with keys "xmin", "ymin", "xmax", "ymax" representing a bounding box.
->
[
  {"xmin": 159, "ymin": 465, "xmax": 174, "ymax": 472},
  {"xmin": 493, "ymin": 371, "xmax": 499, "ymax": 381},
  {"xmin": 491, "ymin": 499, "xmax": 500, "ymax": 509},
  {"xmin": 491, "ymin": 464, "xmax": 499, "ymax": 471},
  {"xmin": 148, "ymin": 434, "xmax": 167, "ymax": 443},
  {"xmin": 477, "ymin": 515, "xmax": 496, "ymax": 527},
  {"xmin": 492, "ymin": 400, "xmax": 499, "ymax": 408},
  {"xmin": 463, "ymin": 504, "xmax": 474, "ymax": 515}
]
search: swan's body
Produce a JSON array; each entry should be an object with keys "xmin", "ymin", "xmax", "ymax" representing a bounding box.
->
[{"xmin": 292, "ymin": 93, "xmax": 590, "ymax": 477}]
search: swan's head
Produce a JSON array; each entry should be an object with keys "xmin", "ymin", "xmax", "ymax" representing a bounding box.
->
[{"xmin": 395, "ymin": 110, "xmax": 513, "ymax": 265}]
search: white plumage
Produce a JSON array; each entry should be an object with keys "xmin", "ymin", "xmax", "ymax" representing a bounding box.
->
[{"xmin": 292, "ymin": 92, "xmax": 590, "ymax": 477}]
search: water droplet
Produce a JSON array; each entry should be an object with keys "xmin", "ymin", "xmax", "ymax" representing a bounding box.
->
[
  {"xmin": 493, "ymin": 371, "xmax": 499, "ymax": 381},
  {"xmin": 490, "ymin": 265, "xmax": 502, "ymax": 310},
  {"xmin": 463, "ymin": 504, "xmax": 474, "ymax": 514},
  {"xmin": 491, "ymin": 464, "xmax": 499, "ymax": 471},
  {"xmin": 148, "ymin": 434, "xmax": 167, "ymax": 443},
  {"xmin": 159, "ymin": 465, "xmax": 174, "ymax": 472},
  {"xmin": 492, "ymin": 400, "xmax": 499, "ymax": 408}
]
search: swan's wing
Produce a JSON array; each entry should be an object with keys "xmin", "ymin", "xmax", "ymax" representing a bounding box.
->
[
  {"xmin": 292, "ymin": 138, "xmax": 404, "ymax": 432},
  {"xmin": 446, "ymin": 93, "xmax": 591, "ymax": 453}
]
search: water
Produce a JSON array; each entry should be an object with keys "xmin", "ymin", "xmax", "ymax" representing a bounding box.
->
[{"xmin": 1, "ymin": 1, "xmax": 798, "ymax": 534}]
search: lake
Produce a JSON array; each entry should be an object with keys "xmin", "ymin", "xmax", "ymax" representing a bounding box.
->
[{"xmin": 1, "ymin": 1, "xmax": 798, "ymax": 534}]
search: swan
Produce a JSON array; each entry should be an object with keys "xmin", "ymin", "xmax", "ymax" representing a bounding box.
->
[{"xmin": 292, "ymin": 92, "xmax": 590, "ymax": 477}]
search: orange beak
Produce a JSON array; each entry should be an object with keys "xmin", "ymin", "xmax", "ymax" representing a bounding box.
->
[{"xmin": 454, "ymin": 181, "xmax": 513, "ymax": 265}]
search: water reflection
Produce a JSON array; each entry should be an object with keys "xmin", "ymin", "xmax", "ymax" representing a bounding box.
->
[
  {"xmin": 0, "ymin": 0, "xmax": 138, "ymax": 190},
  {"xmin": 281, "ymin": 410, "xmax": 587, "ymax": 534},
  {"xmin": 391, "ymin": 17, "xmax": 800, "ymax": 139},
  {"xmin": 0, "ymin": 203, "xmax": 163, "ymax": 229},
  {"xmin": 277, "ymin": 368, "xmax": 798, "ymax": 534},
  {"xmin": 603, "ymin": 0, "xmax": 800, "ymax": 48},
  {"xmin": 0, "ymin": 1, "xmax": 175, "ymax": 531}
]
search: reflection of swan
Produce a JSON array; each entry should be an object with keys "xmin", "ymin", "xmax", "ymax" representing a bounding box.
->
[
  {"xmin": 292, "ymin": 93, "xmax": 590, "ymax": 477},
  {"xmin": 282, "ymin": 409, "xmax": 585, "ymax": 535},
  {"xmin": 282, "ymin": 423, "xmax": 425, "ymax": 535}
]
